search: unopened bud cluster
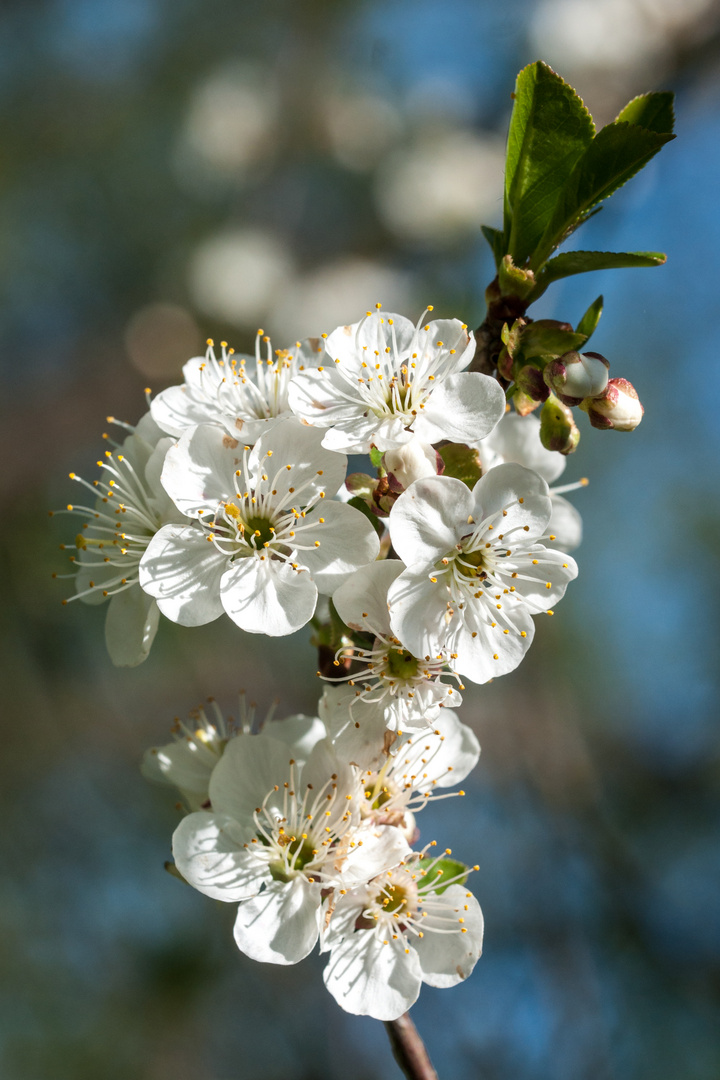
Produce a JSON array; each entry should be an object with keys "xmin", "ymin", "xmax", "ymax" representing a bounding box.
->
[{"xmin": 496, "ymin": 308, "xmax": 644, "ymax": 454}]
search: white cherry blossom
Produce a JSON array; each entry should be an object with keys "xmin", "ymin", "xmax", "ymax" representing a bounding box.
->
[
  {"xmin": 173, "ymin": 733, "xmax": 411, "ymax": 965},
  {"xmin": 387, "ymin": 465, "xmax": 578, "ymax": 684},
  {"xmin": 321, "ymin": 851, "xmax": 483, "ymax": 1019},
  {"xmin": 150, "ymin": 332, "xmax": 323, "ymax": 442},
  {"xmin": 288, "ymin": 306, "xmax": 505, "ymax": 453},
  {"xmin": 354, "ymin": 709, "xmax": 480, "ymax": 841},
  {"xmin": 141, "ymin": 696, "xmax": 326, "ymax": 811},
  {"xmin": 328, "ymin": 559, "xmax": 463, "ymax": 732},
  {"xmin": 56, "ymin": 412, "xmax": 188, "ymax": 666},
  {"xmin": 139, "ymin": 417, "xmax": 379, "ymax": 636},
  {"xmin": 477, "ymin": 410, "xmax": 586, "ymax": 551}
]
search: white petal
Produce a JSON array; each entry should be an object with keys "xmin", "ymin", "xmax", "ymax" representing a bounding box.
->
[
  {"xmin": 471, "ymin": 462, "xmax": 551, "ymax": 537},
  {"xmin": 172, "ymin": 812, "xmax": 264, "ymax": 902},
  {"xmin": 480, "ymin": 412, "xmax": 566, "ymax": 484},
  {"xmin": 370, "ymin": 416, "xmax": 414, "ymax": 453},
  {"xmin": 288, "ymin": 365, "xmax": 366, "ymax": 431},
  {"xmin": 141, "ymin": 740, "xmax": 214, "ymax": 807},
  {"xmin": 449, "ymin": 600, "xmax": 535, "ymax": 684},
  {"xmin": 139, "ymin": 524, "xmax": 226, "ymax": 626},
  {"xmin": 220, "ymin": 557, "xmax": 317, "ymax": 636},
  {"xmin": 336, "ymin": 825, "xmax": 412, "ymax": 887},
  {"xmin": 319, "ymin": 687, "xmax": 392, "ymax": 770},
  {"xmin": 320, "ymin": 416, "xmax": 378, "ymax": 454},
  {"xmin": 338, "ymin": 312, "xmax": 417, "ymax": 364},
  {"xmin": 500, "ymin": 547, "xmax": 578, "ymax": 609},
  {"xmin": 266, "ymin": 714, "xmax": 327, "ymax": 764},
  {"xmin": 387, "ymin": 570, "xmax": 451, "ymax": 660},
  {"xmin": 233, "ymin": 878, "xmax": 322, "ymax": 965},
  {"xmin": 414, "ymin": 885, "xmax": 483, "ymax": 987},
  {"xmin": 297, "ymin": 501, "xmax": 380, "ymax": 595},
  {"xmin": 105, "ymin": 585, "xmax": 160, "ymax": 667},
  {"xmin": 548, "ymin": 494, "xmax": 583, "ymax": 552},
  {"xmin": 414, "ymin": 372, "xmax": 505, "ymax": 444},
  {"xmin": 209, "ymin": 733, "xmax": 293, "ymax": 822},
  {"xmin": 133, "ymin": 410, "xmax": 166, "ymax": 446},
  {"xmin": 392, "ymin": 710, "xmax": 479, "ymax": 788},
  {"xmin": 300, "ymin": 739, "xmax": 359, "ymax": 833},
  {"xmin": 332, "ymin": 559, "xmax": 404, "ymax": 635},
  {"xmin": 161, "ymin": 424, "xmax": 241, "ymax": 516},
  {"xmin": 323, "ymin": 923, "xmax": 421, "ymax": 1020},
  {"xmin": 390, "ymin": 476, "xmax": 473, "ymax": 568},
  {"xmin": 249, "ymin": 417, "xmax": 347, "ymax": 503},
  {"xmin": 413, "ymin": 318, "xmax": 475, "ymax": 378},
  {"xmin": 143, "ymin": 437, "xmax": 180, "ymax": 509},
  {"xmin": 151, "ymin": 381, "xmax": 219, "ymax": 437}
]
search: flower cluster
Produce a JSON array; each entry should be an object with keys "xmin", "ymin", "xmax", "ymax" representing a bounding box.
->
[{"xmin": 58, "ymin": 304, "xmax": 584, "ymax": 1018}]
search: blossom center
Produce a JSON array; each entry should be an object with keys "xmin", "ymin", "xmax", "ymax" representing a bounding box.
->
[
  {"xmin": 268, "ymin": 835, "xmax": 317, "ymax": 882},
  {"xmin": 242, "ymin": 513, "xmax": 276, "ymax": 549},
  {"xmin": 384, "ymin": 647, "xmax": 419, "ymax": 681},
  {"xmin": 374, "ymin": 878, "xmax": 418, "ymax": 916},
  {"xmin": 454, "ymin": 546, "xmax": 487, "ymax": 581}
]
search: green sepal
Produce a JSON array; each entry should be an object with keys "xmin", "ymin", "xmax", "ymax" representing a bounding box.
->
[
  {"xmin": 498, "ymin": 254, "xmax": 536, "ymax": 300},
  {"xmin": 164, "ymin": 861, "xmax": 188, "ymax": 884},
  {"xmin": 416, "ymin": 857, "xmax": 469, "ymax": 895},
  {"xmin": 439, "ymin": 443, "xmax": 483, "ymax": 489},
  {"xmin": 369, "ymin": 446, "xmax": 384, "ymax": 469},
  {"xmin": 532, "ymin": 250, "xmax": 666, "ymax": 297},
  {"xmin": 504, "ymin": 61, "xmax": 595, "ymax": 264},
  {"xmin": 615, "ymin": 91, "xmax": 675, "ymax": 135},
  {"xmin": 348, "ymin": 496, "xmax": 384, "ymax": 537},
  {"xmin": 345, "ymin": 472, "xmax": 376, "ymax": 501},
  {"xmin": 576, "ymin": 295, "xmax": 603, "ymax": 341},
  {"xmin": 519, "ymin": 320, "xmax": 586, "ymax": 359}
]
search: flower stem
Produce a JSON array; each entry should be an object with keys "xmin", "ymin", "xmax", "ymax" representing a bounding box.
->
[{"xmin": 384, "ymin": 1012, "xmax": 439, "ymax": 1080}]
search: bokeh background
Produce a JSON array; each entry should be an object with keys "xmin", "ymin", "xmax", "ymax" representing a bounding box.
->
[{"xmin": 2, "ymin": 1, "xmax": 720, "ymax": 1077}]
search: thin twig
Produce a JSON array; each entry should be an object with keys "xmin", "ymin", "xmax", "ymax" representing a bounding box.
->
[{"xmin": 384, "ymin": 1013, "xmax": 439, "ymax": 1080}]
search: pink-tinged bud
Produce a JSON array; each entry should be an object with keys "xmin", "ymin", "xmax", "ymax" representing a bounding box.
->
[
  {"xmin": 385, "ymin": 439, "xmax": 442, "ymax": 491},
  {"xmin": 544, "ymin": 350, "xmax": 609, "ymax": 406},
  {"xmin": 580, "ymin": 377, "xmax": 644, "ymax": 431}
]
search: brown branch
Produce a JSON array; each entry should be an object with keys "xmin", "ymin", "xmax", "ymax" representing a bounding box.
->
[{"xmin": 384, "ymin": 1013, "xmax": 439, "ymax": 1080}]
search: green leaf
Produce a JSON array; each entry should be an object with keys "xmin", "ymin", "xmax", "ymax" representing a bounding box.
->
[
  {"xmin": 532, "ymin": 249, "xmax": 666, "ymax": 296},
  {"xmin": 481, "ymin": 225, "xmax": 505, "ymax": 268},
  {"xmin": 416, "ymin": 857, "xmax": 468, "ymax": 895},
  {"xmin": 576, "ymin": 295, "xmax": 603, "ymax": 340},
  {"xmin": 348, "ymin": 496, "xmax": 383, "ymax": 537},
  {"xmin": 504, "ymin": 61, "xmax": 595, "ymax": 264},
  {"xmin": 616, "ymin": 92, "xmax": 674, "ymax": 134},
  {"xmin": 532, "ymin": 123, "xmax": 674, "ymax": 268},
  {"xmin": 369, "ymin": 446, "xmax": 384, "ymax": 469}
]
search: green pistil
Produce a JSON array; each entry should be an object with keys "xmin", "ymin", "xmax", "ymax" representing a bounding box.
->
[
  {"xmin": 385, "ymin": 648, "xmax": 419, "ymax": 680},
  {"xmin": 376, "ymin": 882, "xmax": 411, "ymax": 914},
  {"xmin": 455, "ymin": 547, "xmax": 487, "ymax": 581},
  {"xmin": 243, "ymin": 514, "xmax": 275, "ymax": 549},
  {"xmin": 268, "ymin": 835, "xmax": 316, "ymax": 882}
]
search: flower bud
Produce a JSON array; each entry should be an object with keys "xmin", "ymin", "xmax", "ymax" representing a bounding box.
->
[
  {"xmin": 516, "ymin": 363, "xmax": 549, "ymax": 403},
  {"xmin": 544, "ymin": 350, "xmax": 609, "ymax": 406},
  {"xmin": 580, "ymin": 377, "xmax": 643, "ymax": 431},
  {"xmin": 384, "ymin": 439, "xmax": 442, "ymax": 491},
  {"xmin": 540, "ymin": 394, "xmax": 580, "ymax": 455}
]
